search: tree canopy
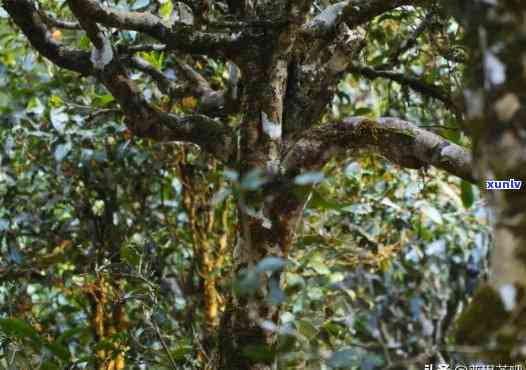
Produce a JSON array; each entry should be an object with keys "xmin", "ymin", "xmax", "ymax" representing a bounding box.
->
[{"xmin": 0, "ymin": 0, "xmax": 524, "ymax": 369}]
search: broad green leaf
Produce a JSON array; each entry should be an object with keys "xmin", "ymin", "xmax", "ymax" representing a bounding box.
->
[
  {"xmin": 240, "ymin": 169, "xmax": 267, "ymax": 190},
  {"xmin": 267, "ymin": 277, "xmax": 286, "ymax": 305},
  {"xmin": 297, "ymin": 320, "xmax": 317, "ymax": 339},
  {"xmin": 160, "ymin": 1, "xmax": 174, "ymax": 19},
  {"xmin": 327, "ymin": 349, "xmax": 359, "ymax": 368},
  {"xmin": 50, "ymin": 107, "xmax": 68, "ymax": 133},
  {"xmin": 461, "ymin": 180, "xmax": 475, "ymax": 208},
  {"xmin": 256, "ymin": 256, "xmax": 286, "ymax": 273},
  {"xmin": 308, "ymin": 189, "xmax": 343, "ymax": 211},
  {"xmin": 235, "ymin": 269, "xmax": 260, "ymax": 295},
  {"xmin": 242, "ymin": 344, "xmax": 275, "ymax": 362},
  {"xmin": 354, "ymin": 107, "xmax": 373, "ymax": 116},
  {"xmin": 45, "ymin": 341, "xmax": 70, "ymax": 361},
  {"xmin": 294, "ymin": 171, "xmax": 325, "ymax": 185},
  {"xmin": 54, "ymin": 142, "xmax": 72, "ymax": 162},
  {"xmin": 0, "ymin": 318, "xmax": 42, "ymax": 344},
  {"xmin": 40, "ymin": 361, "xmax": 60, "ymax": 370}
]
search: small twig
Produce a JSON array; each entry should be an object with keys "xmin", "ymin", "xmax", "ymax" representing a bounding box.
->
[
  {"xmin": 348, "ymin": 64, "xmax": 461, "ymax": 116},
  {"xmin": 39, "ymin": 10, "xmax": 81, "ymax": 30},
  {"xmin": 206, "ymin": 18, "xmax": 287, "ymax": 29},
  {"xmin": 118, "ymin": 44, "xmax": 167, "ymax": 55},
  {"xmin": 152, "ymin": 321, "xmax": 178, "ymax": 370},
  {"xmin": 86, "ymin": 108, "xmax": 120, "ymax": 122},
  {"xmin": 378, "ymin": 11, "xmax": 435, "ymax": 70},
  {"xmin": 418, "ymin": 125, "xmax": 460, "ymax": 131},
  {"xmin": 126, "ymin": 56, "xmax": 186, "ymax": 97}
]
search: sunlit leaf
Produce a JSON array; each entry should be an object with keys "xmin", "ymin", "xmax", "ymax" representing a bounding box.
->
[
  {"xmin": 461, "ymin": 180, "xmax": 475, "ymax": 208},
  {"xmin": 327, "ymin": 349, "xmax": 359, "ymax": 368},
  {"xmin": 54, "ymin": 142, "xmax": 72, "ymax": 162},
  {"xmin": 256, "ymin": 257, "xmax": 286, "ymax": 273}
]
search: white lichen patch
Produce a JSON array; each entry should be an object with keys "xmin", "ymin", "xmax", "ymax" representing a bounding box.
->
[
  {"xmin": 440, "ymin": 144, "xmax": 457, "ymax": 159},
  {"xmin": 308, "ymin": 2, "xmax": 346, "ymax": 30},
  {"xmin": 261, "ymin": 111, "xmax": 281, "ymax": 140},
  {"xmin": 464, "ymin": 89, "xmax": 485, "ymax": 119},
  {"xmin": 174, "ymin": 2, "xmax": 194, "ymax": 25},
  {"xmin": 90, "ymin": 35, "xmax": 113, "ymax": 69},
  {"xmin": 499, "ymin": 284, "xmax": 517, "ymax": 311},
  {"xmin": 266, "ymin": 158, "xmax": 280, "ymax": 175},
  {"xmin": 484, "ymin": 51, "xmax": 506, "ymax": 86},
  {"xmin": 245, "ymin": 206, "xmax": 272, "ymax": 229},
  {"xmin": 494, "ymin": 93, "xmax": 520, "ymax": 122},
  {"xmin": 301, "ymin": 63, "xmax": 317, "ymax": 74}
]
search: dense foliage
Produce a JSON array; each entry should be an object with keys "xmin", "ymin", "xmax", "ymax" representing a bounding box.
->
[{"xmin": 0, "ymin": 1, "xmax": 497, "ymax": 369}]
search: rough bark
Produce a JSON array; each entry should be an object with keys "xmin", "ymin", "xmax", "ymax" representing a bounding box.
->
[
  {"xmin": 451, "ymin": 0, "xmax": 526, "ymax": 362},
  {"xmin": 284, "ymin": 117, "xmax": 474, "ymax": 182},
  {"xmin": 2, "ymin": 0, "xmax": 479, "ymax": 369},
  {"xmin": 218, "ymin": 2, "xmax": 313, "ymax": 368}
]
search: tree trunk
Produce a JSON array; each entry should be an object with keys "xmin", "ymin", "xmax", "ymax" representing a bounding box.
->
[
  {"xmin": 453, "ymin": 0, "xmax": 526, "ymax": 362},
  {"xmin": 217, "ymin": 31, "xmax": 309, "ymax": 366},
  {"xmin": 218, "ymin": 185, "xmax": 307, "ymax": 370}
]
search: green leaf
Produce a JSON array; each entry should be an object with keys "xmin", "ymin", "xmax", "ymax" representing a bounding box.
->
[
  {"xmin": 297, "ymin": 234, "xmax": 326, "ymax": 246},
  {"xmin": 308, "ymin": 190, "xmax": 343, "ymax": 211},
  {"xmin": 327, "ymin": 348, "xmax": 359, "ymax": 368},
  {"xmin": 45, "ymin": 341, "xmax": 70, "ymax": 362},
  {"xmin": 354, "ymin": 107, "xmax": 373, "ymax": 116},
  {"xmin": 93, "ymin": 94, "xmax": 114, "ymax": 107},
  {"xmin": 0, "ymin": 318, "xmax": 42, "ymax": 344},
  {"xmin": 40, "ymin": 361, "xmax": 60, "ymax": 370},
  {"xmin": 419, "ymin": 203, "xmax": 443, "ymax": 225},
  {"xmin": 54, "ymin": 142, "xmax": 72, "ymax": 162},
  {"xmin": 170, "ymin": 344, "xmax": 192, "ymax": 360},
  {"xmin": 294, "ymin": 171, "xmax": 325, "ymax": 185},
  {"xmin": 255, "ymin": 257, "xmax": 286, "ymax": 273},
  {"xmin": 121, "ymin": 245, "xmax": 141, "ymax": 266},
  {"xmin": 309, "ymin": 253, "xmax": 330, "ymax": 275},
  {"xmin": 242, "ymin": 344, "xmax": 275, "ymax": 362},
  {"xmin": 160, "ymin": 0, "xmax": 173, "ymax": 19},
  {"xmin": 297, "ymin": 320, "xmax": 318, "ymax": 340},
  {"xmin": 240, "ymin": 169, "xmax": 267, "ymax": 190},
  {"xmin": 234, "ymin": 269, "xmax": 261, "ymax": 295},
  {"xmin": 27, "ymin": 97, "xmax": 45, "ymax": 115},
  {"xmin": 361, "ymin": 354, "xmax": 384, "ymax": 370},
  {"xmin": 461, "ymin": 180, "xmax": 475, "ymax": 208},
  {"xmin": 132, "ymin": 0, "xmax": 150, "ymax": 10},
  {"xmin": 56, "ymin": 326, "xmax": 89, "ymax": 344},
  {"xmin": 267, "ymin": 277, "xmax": 286, "ymax": 305},
  {"xmin": 50, "ymin": 107, "xmax": 68, "ymax": 133}
]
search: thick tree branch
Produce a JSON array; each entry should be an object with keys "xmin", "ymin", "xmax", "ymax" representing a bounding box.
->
[
  {"xmin": 284, "ymin": 116, "xmax": 474, "ymax": 183},
  {"xmin": 118, "ymin": 43, "xmax": 167, "ymax": 54},
  {"xmin": 348, "ymin": 64, "xmax": 461, "ymax": 115},
  {"xmin": 65, "ymin": 0, "xmax": 244, "ymax": 57},
  {"xmin": 39, "ymin": 10, "xmax": 81, "ymax": 30},
  {"xmin": 304, "ymin": 0, "xmax": 430, "ymax": 38},
  {"xmin": 67, "ymin": 0, "xmax": 233, "ymax": 161},
  {"xmin": 126, "ymin": 56, "xmax": 188, "ymax": 98},
  {"xmin": 4, "ymin": 0, "xmax": 233, "ymax": 160},
  {"xmin": 284, "ymin": 0, "xmax": 431, "ymax": 141},
  {"xmin": 172, "ymin": 58, "xmax": 230, "ymax": 115},
  {"xmin": 283, "ymin": 23, "xmax": 366, "ymax": 140},
  {"xmin": 2, "ymin": 0, "xmax": 92, "ymax": 75},
  {"xmin": 126, "ymin": 52, "xmax": 227, "ymax": 113}
]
